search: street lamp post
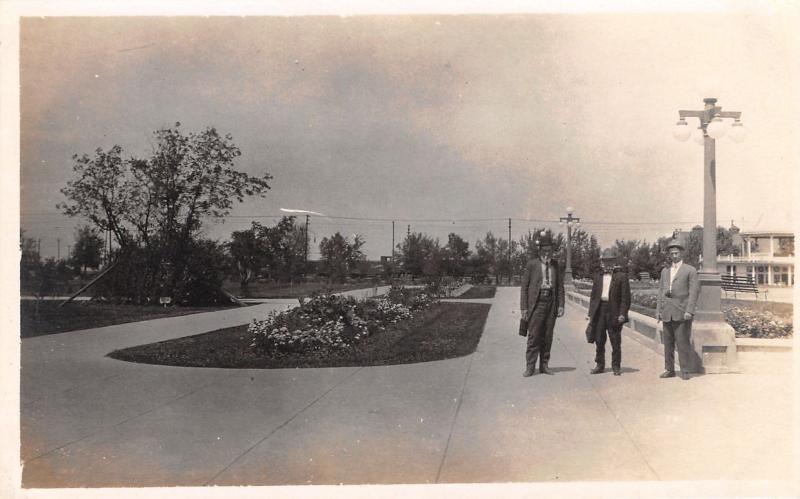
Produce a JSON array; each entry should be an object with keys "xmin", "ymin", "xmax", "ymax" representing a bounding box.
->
[
  {"xmin": 559, "ymin": 207, "xmax": 580, "ymax": 287},
  {"xmin": 673, "ymin": 97, "xmax": 745, "ymax": 374}
]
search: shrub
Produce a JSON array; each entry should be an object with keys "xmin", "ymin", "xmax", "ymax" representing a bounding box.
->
[
  {"xmin": 723, "ymin": 305, "xmax": 792, "ymax": 338},
  {"xmin": 249, "ymin": 288, "xmax": 436, "ymax": 356}
]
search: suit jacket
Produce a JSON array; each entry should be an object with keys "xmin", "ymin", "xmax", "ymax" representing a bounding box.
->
[
  {"xmin": 587, "ymin": 269, "xmax": 631, "ymax": 328},
  {"xmin": 656, "ymin": 262, "xmax": 700, "ymax": 322},
  {"xmin": 520, "ymin": 258, "xmax": 565, "ymax": 320}
]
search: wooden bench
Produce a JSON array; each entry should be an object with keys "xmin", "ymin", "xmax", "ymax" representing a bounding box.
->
[{"xmin": 720, "ymin": 275, "xmax": 766, "ymax": 300}]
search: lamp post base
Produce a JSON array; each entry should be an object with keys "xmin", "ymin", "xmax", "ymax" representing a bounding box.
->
[{"xmin": 689, "ymin": 272, "xmax": 740, "ymax": 374}]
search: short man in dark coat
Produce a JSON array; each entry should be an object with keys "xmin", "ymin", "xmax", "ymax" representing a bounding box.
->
[
  {"xmin": 586, "ymin": 247, "xmax": 631, "ymax": 376},
  {"xmin": 656, "ymin": 239, "xmax": 700, "ymax": 380},
  {"xmin": 520, "ymin": 232, "xmax": 565, "ymax": 377}
]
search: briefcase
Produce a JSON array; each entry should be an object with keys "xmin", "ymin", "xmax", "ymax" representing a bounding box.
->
[
  {"xmin": 585, "ymin": 322, "xmax": 595, "ymax": 343},
  {"xmin": 519, "ymin": 318, "xmax": 528, "ymax": 337}
]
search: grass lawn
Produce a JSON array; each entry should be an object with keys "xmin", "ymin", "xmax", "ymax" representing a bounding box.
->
[
  {"xmin": 456, "ymin": 285, "xmax": 497, "ymax": 299},
  {"xmin": 107, "ymin": 302, "xmax": 491, "ymax": 369},
  {"xmin": 221, "ymin": 280, "xmax": 383, "ymax": 299},
  {"xmin": 20, "ymin": 300, "xmax": 241, "ymax": 338}
]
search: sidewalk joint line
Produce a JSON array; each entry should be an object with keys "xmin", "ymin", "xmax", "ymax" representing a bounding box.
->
[
  {"xmin": 435, "ymin": 353, "xmax": 474, "ymax": 484},
  {"xmin": 204, "ymin": 366, "xmax": 365, "ymax": 486}
]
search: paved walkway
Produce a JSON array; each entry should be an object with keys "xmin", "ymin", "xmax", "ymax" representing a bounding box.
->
[{"xmin": 21, "ymin": 287, "xmax": 794, "ymax": 488}]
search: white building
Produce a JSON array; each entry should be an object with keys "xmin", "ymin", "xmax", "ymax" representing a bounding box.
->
[{"xmin": 718, "ymin": 230, "xmax": 794, "ymax": 286}]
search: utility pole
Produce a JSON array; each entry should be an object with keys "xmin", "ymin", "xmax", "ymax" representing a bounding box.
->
[
  {"xmin": 57, "ymin": 238, "xmax": 61, "ymax": 261},
  {"xmin": 407, "ymin": 225, "xmax": 410, "ymax": 237},
  {"xmin": 305, "ymin": 214, "xmax": 310, "ymax": 269},
  {"xmin": 508, "ymin": 218, "xmax": 512, "ymax": 285},
  {"xmin": 391, "ymin": 221, "xmax": 395, "ymax": 264}
]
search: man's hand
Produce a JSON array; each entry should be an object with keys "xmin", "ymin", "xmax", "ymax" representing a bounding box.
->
[
  {"xmin": 684, "ymin": 312, "xmax": 694, "ymax": 321},
  {"xmin": 618, "ymin": 315, "xmax": 626, "ymax": 324},
  {"xmin": 557, "ymin": 307, "xmax": 564, "ymax": 317}
]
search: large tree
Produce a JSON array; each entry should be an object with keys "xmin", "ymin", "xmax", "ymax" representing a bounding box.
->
[
  {"xmin": 71, "ymin": 225, "xmax": 104, "ymax": 275},
  {"xmin": 58, "ymin": 123, "xmax": 272, "ymax": 303},
  {"xmin": 227, "ymin": 225, "xmax": 266, "ymax": 296},
  {"xmin": 319, "ymin": 232, "xmax": 366, "ymax": 283}
]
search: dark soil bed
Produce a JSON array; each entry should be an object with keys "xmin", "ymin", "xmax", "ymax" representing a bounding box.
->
[
  {"xmin": 456, "ymin": 285, "xmax": 496, "ymax": 299},
  {"xmin": 108, "ymin": 302, "xmax": 491, "ymax": 368},
  {"xmin": 20, "ymin": 300, "xmax": 241, "ymax": 338}
]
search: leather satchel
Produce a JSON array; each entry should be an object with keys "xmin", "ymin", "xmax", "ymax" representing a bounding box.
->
[
  {"xmin": 519, "ymin": 318, "xmax": 528, "ymax": 337},
  {"xmin": 585, "ymin": 322, "xmax": 595, "ymax": 343}
]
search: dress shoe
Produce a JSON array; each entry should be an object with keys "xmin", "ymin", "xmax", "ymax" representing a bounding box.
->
[
  {"xmin": 590, "ymin": 365, "xmax": 605, "ymax": 375},
  {"xmin": 539, "ymin": 364, "xmax": 553, "ymax": 375},
  {"xmin": 680, "ymin": 371, "xmax": 690, "ymax": 380},
  {"xmin": 523, "ymin": 368, "xmax": 536, "ymax": 377},
  {"xmin": 613, "ymin": 367, "xmax": 621, "ymax": 376},
  {"xmin": 660, "ymin": 370, "xmax": 675, "ymax": 378}
]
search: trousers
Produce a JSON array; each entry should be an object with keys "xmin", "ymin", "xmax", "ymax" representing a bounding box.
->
[
  {"xmin": 662, "ymin": 320, "xmax": 693, "ymax": 373},
  {"xmin": 594, "ymin": 301, "xmax": 621, "ymax": 368},
  {"xmin": 526, "ymin": 293, "xmax": 556, "ymax": 368}
]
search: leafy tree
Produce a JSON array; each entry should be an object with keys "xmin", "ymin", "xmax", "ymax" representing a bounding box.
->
[
  {"xmin": 227, "ymin": 224, "xmax": 266, "ymax": 296},
  {"xmin": 569, "ymin": 229, "xmax": 600, "ymax": 279},
  {"xmin": 319, "ymin": 232, "xmax": 366, "ymax": 283},
  {"xmin": 256, "ymin": 216, "xmax": 306, "ymax": 282},
  {"xmin": 58, "ymin": 123, "xmax": 272, "ymax": 304},
  {"xmin": 397, "ymin": 232, "xmax": 439, "ymax": 277},
  {"xmin": 71, "ymin": 225, "xmax": 104, "ymax": 275},
  {"xmin": 443, "ymin": 233, "xmax": 471, "ymax": 276}
]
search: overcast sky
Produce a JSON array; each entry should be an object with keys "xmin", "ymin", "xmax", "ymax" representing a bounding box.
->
[{"xmin": 19, "ymin": 11, "xmax": 798, "ymax": 259}]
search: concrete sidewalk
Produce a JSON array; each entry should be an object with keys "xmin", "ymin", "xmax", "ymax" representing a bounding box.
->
[{"xmin": 21, "ymin": 287, "xmax": 794, "ymax": 487}]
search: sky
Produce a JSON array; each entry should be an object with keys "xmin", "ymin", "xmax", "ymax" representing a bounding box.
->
[{"xmin": 18, "ymin": 8, "xmax": 799, "ymax": 260}]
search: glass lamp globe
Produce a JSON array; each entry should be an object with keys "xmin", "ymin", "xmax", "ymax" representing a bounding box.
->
[
  {"xmin": 566, "ymin": 206, "xmax": 574, "ymax": 215},
  {"xmin": 707, "ymin": 117, "xmax": 727, "ymax": 139},
  {"xmin": 692, "ymin": 127, "xmax": 706, "ymax": 145},
  {"xmin": 729, "ymin": 120, "xmax": 746, "ymax": 143},
  {"xmin": 672, "ymin": 119, "xmax": 692, "ymax": 141}
]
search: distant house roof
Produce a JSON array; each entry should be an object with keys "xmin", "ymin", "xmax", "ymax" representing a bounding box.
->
[{"xmin": 740, "ymin": 230, "xmax": 794, "ymax": 237}]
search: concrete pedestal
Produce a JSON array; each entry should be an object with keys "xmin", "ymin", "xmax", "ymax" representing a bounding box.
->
[{"xmin": 690, "ymin": 272, "xmax": 739, "ymax": 374}]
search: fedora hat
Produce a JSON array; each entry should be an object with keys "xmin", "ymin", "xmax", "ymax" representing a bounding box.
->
[{"xmin": 666, "ymin": 238, "xmax": 685, "ymax": 250}]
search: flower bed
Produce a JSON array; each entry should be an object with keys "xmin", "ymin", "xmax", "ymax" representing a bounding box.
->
[
  {"xmin": 249, "ymin": 287, "xmax": 437, "ymax": 356},
  {"xmin": 723, "ymin": 305, "xmax": 792, "ymax": 339},
  {"xmin": 629, "ymin": 291, "xmax": 792, "ymax": 339}
]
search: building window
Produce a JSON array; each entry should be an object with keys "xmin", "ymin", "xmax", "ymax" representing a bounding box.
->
[
  {"xmin": 746, "ymin": 266, "xmax": 754, "ymax": 280},
  {"xmin": 756, "ymin": 266, "xmax": 767, "ymax": 285},
  {"xmin": 775, "ymin": 237, "xmax": 794, "ymax": 257},
  {"xmin": 750, "ymin": 237, "xmax": 771, "ymax": 255},
  {"xmin": 773, "ymin": 266, "xmax": 790, "ymax": 286},
  {"xmin": 725, "ymin": 265, "xmax": 737, "ymax": 275}
]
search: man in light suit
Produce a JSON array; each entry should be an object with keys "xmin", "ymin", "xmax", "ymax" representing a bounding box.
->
[
  {"xmin": 520, "ymin": 232, "xmax": 565, "ymax": 377},
  {"xmin": 586, "ymin": 248, "xmax": 631, "ymax": 376},
  {"xmin": 656, "ymin": 239, "xmax": 700, "ymax": 380}
]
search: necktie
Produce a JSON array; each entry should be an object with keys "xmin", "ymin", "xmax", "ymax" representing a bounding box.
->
[{"xmin": 545, "ymin": 263, "xmax": 550, "ymax": 285}]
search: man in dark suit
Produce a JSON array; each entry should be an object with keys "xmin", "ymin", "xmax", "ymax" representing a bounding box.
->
[
  {"xmin": 520, "ymin": 232, "xmax": 565, "ymax": 377},
  {"xmin": 586, "ymin": 248, "xmax": 631, "ymax": 376},
  {"xmin": 656, "ymin": 239, "xmax": 700, "ymax": 380}
]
